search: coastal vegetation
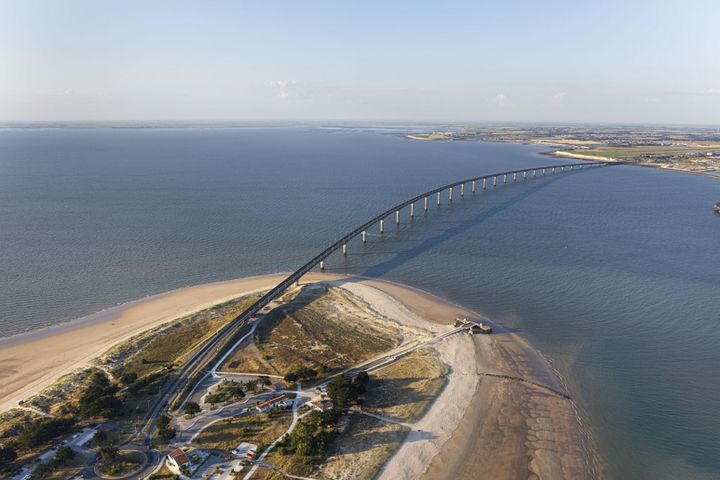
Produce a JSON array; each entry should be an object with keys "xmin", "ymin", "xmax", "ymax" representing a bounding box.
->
[
  {"xmin": 194, "ymin": 410, "xmax": 293, "ymax": 451},
  {"xmin": 0, "ymin": 414, "xmax": 77, "ymax": 476},
  {"xmin": 259, "ymin": 377, "xmax": 371, "ymax": 479},
  {"xmin": 408, "ymin": 125, "xmax": 720, "ymax": 175},
  {"xmin": 100, "ymin": 293, "xmax": 261, "ymax": 379},
  {"xmin": 28, "ymin": 445, "xmax": 82, "ymax": 480},
  {"xmin": 318, "ymin": 415, "xmax": 408, "ymax": 480},
  {"xmin": 96, "ymin": 449, "xmax": 146, "ymax": 477},
  {"xmin": 203, "ymin": 379, "xmax": 248, "ymax": 407},
  {"xmin": 220, "ymin": 284, "xmax": 402, "ymax": 377},
  {"xmin": 364, "ymin": 349, "xmax": 448, "ymax": 422}
]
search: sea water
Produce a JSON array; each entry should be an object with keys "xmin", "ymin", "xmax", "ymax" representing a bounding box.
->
[{"xmin": 1, "ymin": 125, "xmax": 718, "ymax": 479}]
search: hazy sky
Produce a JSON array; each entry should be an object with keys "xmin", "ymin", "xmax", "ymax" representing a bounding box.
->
[{"xmin": 1, "ymin": 0, "xmax": 718, "ymax": 124}]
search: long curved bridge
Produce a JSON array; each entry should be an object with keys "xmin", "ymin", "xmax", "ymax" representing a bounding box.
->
[
  {"xmin": 149, "ymin": 160, "xmax": 610, "ymax": 423},
  {"xmin": 234, "ymin": 161, "xmax": 608, "ymax": 319}
]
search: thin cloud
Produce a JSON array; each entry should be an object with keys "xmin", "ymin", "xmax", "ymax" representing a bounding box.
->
[{"xmin": 271, "ymin": 80, "xmax": 297, "ymax": 99}]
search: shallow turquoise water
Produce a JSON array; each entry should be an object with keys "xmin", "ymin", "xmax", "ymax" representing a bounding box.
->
[{"xmin": 0, "ymin": 126, "xmax": 718, "ymax": 478}]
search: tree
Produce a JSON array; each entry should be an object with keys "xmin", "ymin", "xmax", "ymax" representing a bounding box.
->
[
  {"xmin": 355, "ymin": 371, "xmax": 370, "ymax": 384},
  {"xmin": 93, "ymin": 429, "xmax": 110, "ymax": 447},
  {"xmin": 157, "ymin": 427, "xmax": 176, "ymax": 442},
  {"xmin": 184, "ymin": 401, "xmax": 201, "ymax": 416},
  {"xmin": 157, "ymin": 414, "xmax": 171, "ymax": 429},
  {"xmin": 283, "ymin": 372, "xmax": 299, "ymax": 382},
  {"xmin": 79, "ymin": 371, "xmax": 122, "ymax": 417},
  {"xmin": 98, "ymin": 445, "xmax": 119, "ymax": 464},
  {"xmin": 120, "ymin": 372, "xmax": 138, "ymax": 385},
  {"xmin": 54, "ymin": 446, "xmax": 76, "ymax": 464},
  {"xmin": 326, "ymin": 374, "xmax": 356, "ymax": 406},
  {"xmin": 289, "ymin": 422, "xmax": 315, "ymax": 456},
  {"xmin": 17, "ymin": 417, "xmax": 75, "ymax": 450},
  {"xmin": 0, "ymin": 444, "xmax": 17, "ymax": 468}
]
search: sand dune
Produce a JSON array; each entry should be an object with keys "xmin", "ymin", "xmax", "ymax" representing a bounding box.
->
[{"xmin": 0, "ymin": 273, "xmax": 595, "ymax": 479}]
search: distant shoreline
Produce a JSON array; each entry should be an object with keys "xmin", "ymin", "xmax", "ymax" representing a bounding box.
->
[
  {"xmin": 549, "ymin": 149, "xmax": 720, "ymax": 179},
  {"xmin": 405, "ymin": 133, "xmax": 720, "ymax": 180}
]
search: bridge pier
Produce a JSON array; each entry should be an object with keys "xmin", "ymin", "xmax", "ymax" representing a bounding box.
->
[
  {"xmin": 513, "ymin": 172, "xmax": 517, "ymax": 181},
  {"xmin": 503, "ymin": 174, "xmax": 507, "ymax": 184},
  {"xmin": 395, "ymin": 210, "xmax": 400, "ymax": 224},
  {"xmin": 533, "ymin": 169, "xmax": 536, "ymax": 177},
  {"xmin": 570, "ymin": 165, "xmax": 573, "ymax": 170},
  {"xmin": 552, "ymin": 167, "xmax": 555, "ymax": 174},
  {"xmin": 424, "ymin": 197, "xmax": 428, "ymax": 211},
  {"xmin": 361, "ymin": 230, "xmax": 366, "ymax": 243},
  {"xmin": 460, "ymin": 184, "xmax": 464, "ymax": 196},
  {"xmin": 320, "ymin": 260, "xmax": 325, "ymax": 271},
  {"xmin": 542, "ymin": 168, "xmax": 546, "ymax": 175},
  {"xmin": 482, "ymin": 178, "xmax": 487, "ymax": 190},
  {"xmin": 379, "ymin": 219, "xmax": 384, "ymax": 233},
  {"xmin": 342, "ymin": 244, "xmax": 347, "ymax": 255},
  {"xmin": 472, "ymin": 180, "xmax": 476, "ymax": 193},
  {"xmin": 436, "ymin": 192, "xmax": 441, "ymax": 205},
  {"xmin": 493, "ymin": 176, "xmax": 497, "ymax": 187},
  {"xmin": 523, "ymin": 171, "xmax": 527, "ymax": 179},
  {"xmin": 449, "ymin": 187, "xmax": 453, "ymax": 201},
  {"xmin": 410, "ymin": 203, "xmax": 415, "ymax": 217}
]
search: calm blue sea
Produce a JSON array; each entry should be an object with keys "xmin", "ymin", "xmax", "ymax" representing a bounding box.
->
[{"xmin": 0, "ymin": 126, "xmax": 718, "ymax": 479}]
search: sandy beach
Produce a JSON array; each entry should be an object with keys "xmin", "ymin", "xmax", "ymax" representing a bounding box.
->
[
  {"xmin": 0, "ymin": 272, "xmax": 468, "ymax": 413},
  {"xmin": 0, "ymin": 273, "xmax": 595, "ymax": 479},
  {"xmin": 0, "ymin": 273, "xmax": 344, "ymax": 413}
]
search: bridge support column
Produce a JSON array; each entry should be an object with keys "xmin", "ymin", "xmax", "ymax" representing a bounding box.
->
[
  {"xmin": 410, "ymin": 203, "xmax": 415, "ymax": 217},
  {"xmin": 561, "ymin": 166, "xmax": 564, "ymax": 172},
  {"xmin": 472, "ymin": 180, "xmax": 476, "ymax": 193},
  {"xmin": 361, "ymin": 230, "xmax": 366, "ymax": 243},
  {"xmin": 342, "ymin": 244, "xmax": 347, "ymax": 255},
  {"xmin": 460, "ymin": 184, "xmax": 464, "ymax": 196},
  {"xmin": 482, "ymin": 178, "xmax": 487, "ymax": 190},
  {"xmin": 320, "ymin": 260, "xmax": 325, "ymax": 271},
  {"xmin": 542, "ymin": 168, "xmax": 546, "ymax": 175},
  {"xmin": 523, "ymin": 171, "xmax": 527, "ymax": 179},
  {"xmin": 552, "ymin": 167, "xmax": 555, "ymax": 174},
  {"xmin": 436, "ymin": 192, "xmax": 441, "ymax": 205},
  {"xmin": 493, "ymin": 176, "xmax": 497, "ymax": 187},
  {"xmin": 533, "ymin": 169, "xmax": 536, "ymax": 176},
  {"xmin": 503, "ymin": 174, "xmax": 507, "ymax": 184},
  {"xmin": 380, "ymin": 219, "xmax": 384, "ymax": 233},
  {"xmin": 395, "ymin": 210, "xmax": 400, "ymax": 224},
  {"xmin": 570, "ymin": 165, "xmax": 573, "ymax": 170},
  {"xmin": 449, "ymin": 187, "xmax": 453, "ymax": 201},
  {"xmin": 424, "ymin": 197, "xmax": 428, "ymax": 210},
  {"xmin": 513, "ymin": 172, "xmax": 517, "ymax": 181}
]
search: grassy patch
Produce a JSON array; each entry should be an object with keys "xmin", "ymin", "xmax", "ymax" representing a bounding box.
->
[
  {"xmin": 97, "ymin": 450, "xmax": 145, "ymax": 477},
  {"xmin": 194, "ymin": 410, "xmax": 292, "ymax": 452},
  {"xmin": 364, "ymin": 348, "xmax": 448, "ymax": 422},
  {"xmin": 108, "ymin": 294, "xmax": 261, "ymax": 379},
  {"xmin": 567, "ymin": 144, "xmax": 720, "ymax": 160},
  {"xmin": 204, "ymin": 379, "xmax": 247, "ymax": 407},
  {"xmin": 316, "ymin": 414, "xmax": 408, "ymax": 480},
  {"xmin": 23, "ymin": 368, "xmax": 95, "ymax": 415},
  {"xmin": 43, "ymin": 452, "xmax": 86, "ymax": 480},
  {"xmin": 222, "ymin": 284, "xmax": 402, "ymax": 377}
]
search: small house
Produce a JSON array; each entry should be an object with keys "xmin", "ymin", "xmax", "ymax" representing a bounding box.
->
[
  {"xmin": 166, "ymin": 448, "xmax": 192, "ymax": 475},
  {"xmin": 255, "ymin": 394, "xmax": 289, "ymax": 413}
]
